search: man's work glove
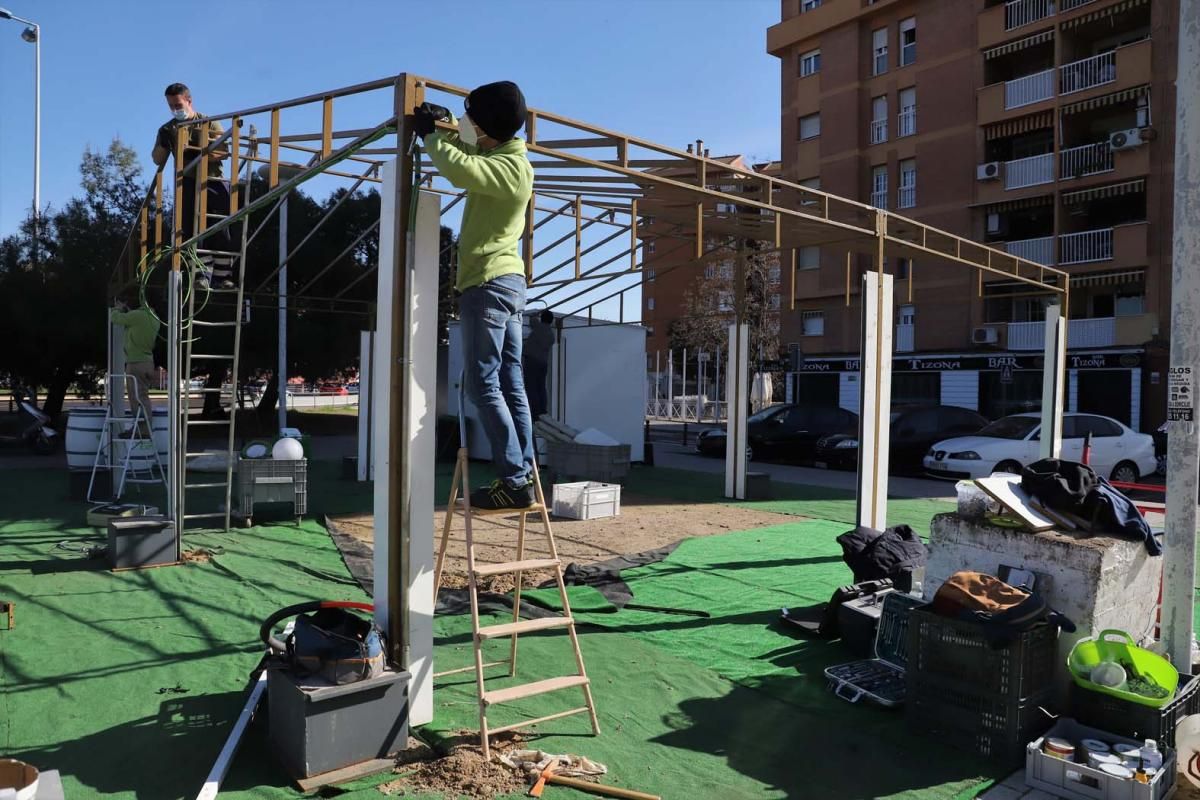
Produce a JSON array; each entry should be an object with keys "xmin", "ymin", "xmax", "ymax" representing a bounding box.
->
[{"xmin": 413, "ymin": 103, "xmax": 451, "ymax": 139}]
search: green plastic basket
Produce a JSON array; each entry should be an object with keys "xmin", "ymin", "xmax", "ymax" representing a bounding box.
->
[{"xmin": 1067, "ymin": 629, "xmax": 1179, "ymax": 709}]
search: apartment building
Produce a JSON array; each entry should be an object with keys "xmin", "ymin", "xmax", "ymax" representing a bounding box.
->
[
  {"xmin": 641, "ymin": 154, "xmax": 784, "ymax": 362},
  {"xmin": 766, "ymin": 0, "xmax": 1177, "ymax": 431}
]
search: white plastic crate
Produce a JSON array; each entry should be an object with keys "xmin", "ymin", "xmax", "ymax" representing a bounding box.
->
[
  {"xmin": 551, "ymin": 481, "xmax": 621, "ymax": 520},
  {"xmin": 1026, "ymin": 718, "xmax": 1175, "ymax": 800}
]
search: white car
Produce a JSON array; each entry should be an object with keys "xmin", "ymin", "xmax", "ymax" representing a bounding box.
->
[{"xmin": 923, "ymin": 412, "xmax": 1157, "ymax": 482}]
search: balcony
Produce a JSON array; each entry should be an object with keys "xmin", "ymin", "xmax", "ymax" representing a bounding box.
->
[
  {"xmin": 1008, "ymin": 316, "xmax": 1116, "ymax": 350},
  {"xmin": 1060, "ymin": 51, "xmax": 1116, "ymax": 95},
  {"xmin": 897, "ymin": 108, "xmax": 916, "ymax": 138},
  {"xmin": 870, "ymin": 119, "xmax": 888, "ymax": 144},
  {"xmin": 1060, "ymin": 228, "xmax": 1113, "ymax": 265},
  {"xmin": 895, "ymin": 324, "xmax": 914, "ymax": 353},
  {"xmin": 1005, "ymin": 236, "xmax": 1055, "ymax": 266},
  {"xmin": 1006, "ymin": 0, "xmax": 1054, "ymax": 31},
  {"xmin": 1004, "ymin": 69, "xmax": 1056, "ymax": 110},
  {"xmin": 1060, "ymin": 142, "xmax": 1113, "ymax": 179},
  {"xmin": 1004, "ymin": 152, "xmax": 1055, "ymax": 189}
]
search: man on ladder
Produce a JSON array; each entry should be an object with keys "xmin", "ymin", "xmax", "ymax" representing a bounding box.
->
[
  {"xmin": 111, "ymin": 289, "xmax": 160, "ymax": 438},
  {"xmin": 416, "ymin": 81, "xmax": 537, "ymax": 510},
  {"xmin": 152, "ymin": 82, "xmax": 236, "ymax": 290}
]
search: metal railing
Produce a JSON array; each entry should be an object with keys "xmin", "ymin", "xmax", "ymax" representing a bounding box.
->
[
  {"xmin": 1060, "ymin": 228, "xmax": 1113, "ymax": 264},
  {"xmin": 895, "ymin": 325, "xmax": 915, "ymax": 352},
  {"xmin": 897, "ymin": 108, "xmax": 916, "ymax": 138},
  {"xmin": 1006, "ymin": 0, "xmax": 1055, "ymax": 30},
  {"xmin": 870, "ymin": 190, "xmax": 887, "ymax": 210},
  {"xmin": 870, "ymin": 119, "xmax": 888, "ymax": 144},
  {"xmin": 1061, "ymin": 0, "xmax": 1097, "ymax": 9},
  {"xmin": 1060, "ymin": 51, "xmax": 1116, "ymax": 95},
  {"xmin": 1008, "ymin": 316, "xmax": 1115, "ymax": 350},
  {"xmin": 1060, "ymin": 141, "xmax": 1113, "ymax": 179},
  {"xmin": 1005, "ymin": 236, "xmax": 1055, "ymax": 266},
  {"xmin": 1004, "ymin": 152, "xmax": 1055, "ymax": 189},
  {"xmin": 898, "ymin": 185, "xmax": 916, "ymax": 209},
  {"xmin": 1005, "ymin": 69, "xmax": 1056, "ymax": 109}
]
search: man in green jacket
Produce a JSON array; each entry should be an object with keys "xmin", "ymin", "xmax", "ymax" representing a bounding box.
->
[
  {"xmin": 111, "ymin": 290, "xmax": 162, "ymax": 437},
  {"xmin": 416, "ymin": 81, "xmax": 535, "ymax": 510}
]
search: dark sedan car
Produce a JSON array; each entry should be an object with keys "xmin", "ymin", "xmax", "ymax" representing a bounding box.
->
[
  {"xmin": 814, "ymin": 405, "xmax": 988, "ymax": 473},
  {"xmin": 695, "ymin": 404, "xmax": 859, "ymax": 463}
]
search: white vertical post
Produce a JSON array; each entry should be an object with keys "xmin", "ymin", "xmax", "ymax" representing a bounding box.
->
[
  {"xmin": 109, "ymin": 312, "xmax": 127, "ymax": 419},
  {"xmin": 277, "ymin": 197, "xmax": 289, "ymax": 434},
  {"xmin": 716, "ymin": 346, "xmax": 722, "ymax": 422},
  {"xmin": 655, "ymin": 349, "xmax": 660, "ymax": 414},
  {"xmin": 725, "ymin": 323, "xmax": 750, "ymax": 498},
  {"xmin": 1164, "ymin": 0, "xmax": 1200, "ymax": 670},
  {"xmin": 357, "ymin": 330, "xmax": 373, "ymax": 482},
  {"xmin": 373, "ymin": 168, "xmax": 438, "ymax": 725},
  {"xmin": 856, "ymin": 270, "xmax": 895, "ymax": 530},
  {"xmin": 1039, "ymin": 303, "xmax": 1065, "ymax": 460},
  {"xmin": 682, "ymin": 348, "xmax": 688, "ymax": 421},
  {"xmin": 667, "ymin": 349, "xmax": 675, "ymax": 419},
  {"xmin": 167, "ymin": 270, "xmax": 182, "ymax": 540}
]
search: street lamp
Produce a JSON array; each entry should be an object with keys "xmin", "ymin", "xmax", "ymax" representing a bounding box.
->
[{"xmin": 0, "ymin": 8, "xmax": 40, "ymax": 259}]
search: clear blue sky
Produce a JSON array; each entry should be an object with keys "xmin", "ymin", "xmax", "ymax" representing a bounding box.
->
[{"xmin": 0, "ymin": 0, "xmax": 781, "ymax": 238}]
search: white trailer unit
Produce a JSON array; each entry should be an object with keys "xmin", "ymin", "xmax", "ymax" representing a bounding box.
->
[{"xmin": 448, "ymin": 314, "xmax": 645, "ymax": 463}]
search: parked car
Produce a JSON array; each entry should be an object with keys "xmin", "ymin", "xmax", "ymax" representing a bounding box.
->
[
  {"xmin": 319, "ymin": 383, "xmax": 349, "ymax": 395},
  {"xmin": 923, "ymin": 412, "xmax": 1157, "ymax": 482},
  {"xmin": 346, "ymin": 381, "xmax": 360, "ymax": 395},
  {"xmin": 814, "ymin": 405, "xmax": 988, "ymax": 472},
  {"xmin": 695, "ymin": 404, "xmax": 859, "ymax": 463}
]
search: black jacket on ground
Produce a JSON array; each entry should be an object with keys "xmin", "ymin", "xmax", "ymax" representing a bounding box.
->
[{"xmin": 836, "ymin": 524, "xmax": 927, "ymax": 592}]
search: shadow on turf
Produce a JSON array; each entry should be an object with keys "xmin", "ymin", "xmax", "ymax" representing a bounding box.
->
[{"xmin": 652, "ymin": 673, "xmax": 1004, "ymax": 800}]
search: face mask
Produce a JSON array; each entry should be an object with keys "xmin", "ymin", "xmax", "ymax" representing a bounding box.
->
[
  {"xmin": 172, "ymin": 108, "xmax": 189, "ymax": 122},
  {"xmin": 458, "ymin": 113, "xmax": 479, "ymax": 147}
]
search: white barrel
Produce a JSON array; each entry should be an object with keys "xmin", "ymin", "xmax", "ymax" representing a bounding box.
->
[
  {"xmin": 65, "ymin": 408, "xmax": 107, "ymax": 470},
  {"xmin": 114, "ymin": 438, "xmax": 161, "ymax": 472},
  {"xmin": 152, "ymin": 408, "xmax": 169, "ymax": 465}
]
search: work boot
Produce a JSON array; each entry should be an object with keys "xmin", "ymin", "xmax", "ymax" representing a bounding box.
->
[{"xmin": 470, "ymin": 479, "xmax": 536, "ymax": 511}]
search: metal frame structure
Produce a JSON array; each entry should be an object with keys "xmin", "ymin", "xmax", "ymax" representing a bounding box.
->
[{"xmin": 109, "ymin": 71, "xmax": 1072, "ymax": 711}]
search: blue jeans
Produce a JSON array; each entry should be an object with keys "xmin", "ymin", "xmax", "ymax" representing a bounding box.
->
[{"xmin": 459, "ymin": 273, "xmax": 534, "ymax": 487}]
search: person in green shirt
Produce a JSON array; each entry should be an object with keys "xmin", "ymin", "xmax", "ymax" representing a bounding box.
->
[
  {"xmin": 416, "ymin": 81, "xmax": 536, "ymax": 510},
  {"xmin": 111, "ymin": 290, "xmax": 161, "ymax": 437}
]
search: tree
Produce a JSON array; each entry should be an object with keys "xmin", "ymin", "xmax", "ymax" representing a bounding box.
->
[
  {"xmin": 668, "ymin": 239, "xmax": 782, "ymax": 368},
  {"xmin": 0, "ymin": 139, "xmax": 144, "ymax": 417}
]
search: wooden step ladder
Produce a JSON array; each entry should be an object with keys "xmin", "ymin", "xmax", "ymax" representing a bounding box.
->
[{"xmin": 433, "ymin": 447, "xmax": 600, "ymax": 759}]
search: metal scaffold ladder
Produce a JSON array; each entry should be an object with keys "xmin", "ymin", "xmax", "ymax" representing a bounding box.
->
[{"xmin": 177, "ymin": 135, "xmax": 256, "ymax": 532}]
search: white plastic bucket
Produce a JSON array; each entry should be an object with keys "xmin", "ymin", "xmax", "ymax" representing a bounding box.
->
[{"xmin": 65, "ymin": 408, "xmax": 106, "ymax": 470}]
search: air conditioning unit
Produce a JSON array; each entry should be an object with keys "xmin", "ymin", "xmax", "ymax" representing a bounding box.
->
[
  {"xmin": 1109, "ymin": 128, "xmax": 1147, "ymax": 152},
  {"xmin": 977, "ymin": 162, "xmax": 1002, "ymax": 181},
  {"xmin": 972, "ymin": 326, "xmax": 1000, "ymax": 345}
]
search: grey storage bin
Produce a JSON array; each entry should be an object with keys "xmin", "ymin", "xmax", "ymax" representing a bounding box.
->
[
  {"xmin": 544, "ymin": 441, "xmax": 631, "ymax": 483},
  {"xmin": 237, "ymin": 458, "xmax": 307, "ymax": 521},
  {"xmin": 107, "ymin": 515, "xmax": 177, "ymax": 570}
]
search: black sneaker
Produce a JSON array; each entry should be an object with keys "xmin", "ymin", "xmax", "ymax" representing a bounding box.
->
[{"xmin": 470, "ymin": 479, "xmax": 535, "ymax": 511}]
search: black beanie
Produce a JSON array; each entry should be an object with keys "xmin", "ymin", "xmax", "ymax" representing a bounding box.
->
[{"xmin": 466, "ymin": 81, "xmax": 527, "ymax": 141}]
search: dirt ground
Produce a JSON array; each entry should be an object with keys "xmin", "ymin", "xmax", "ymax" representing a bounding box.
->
[
  {"xmin": 378, "ymin": 732, "xmax": 530, "ymax": 799},
  {"xmin": 331, "ymin": 492, "xmax": 798, "ymax": 592}
]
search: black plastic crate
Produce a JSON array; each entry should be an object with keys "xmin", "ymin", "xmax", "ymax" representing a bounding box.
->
[
  {"xmin": 908, "ymin": 672, "xmax": 1055, "ymax": 766},
  {"xmin": 907, "ymin": 606, "xmax": 1057, "ymax": 700},
  {"xmin": 1069, "ymin": 671, "xmax": 1199, "ymax": 749}
]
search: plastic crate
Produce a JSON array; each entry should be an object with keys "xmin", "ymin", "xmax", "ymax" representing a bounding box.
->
[
  {"xmin": 1026, "ymin": 718, "xmax": 1176, "ymax": 800},
  {"xmin": 1070, "ymin": 672, "xmax": 1199, "ymax": 749},
  {"xmin": 908, "ymin": 673, "xmax": 1054, "ymax": 766},
  {"xmin": 907, "ymin": 605, "xmax": 1058, "ymax": 699},
  {"xmin": 552, "ymin": 481, "xmax": 620, "ymax": 520},
  {"xmin": 237, "ymin": 458, "xmax": 307, "ymax": 517},
  {"xmin": 544, "ymin": 441, "xmax": 631, "ymax": 484}
]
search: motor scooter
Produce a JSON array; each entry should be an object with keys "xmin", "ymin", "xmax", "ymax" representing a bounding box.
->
[{"xmin": 0, "ymin": 390, "xmax": 59, "ymax": 454}]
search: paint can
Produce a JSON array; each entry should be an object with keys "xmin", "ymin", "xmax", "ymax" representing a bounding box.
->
[{"xmin": 1044, "ymin": 738, "xmax": 1076, "ymax": 760}]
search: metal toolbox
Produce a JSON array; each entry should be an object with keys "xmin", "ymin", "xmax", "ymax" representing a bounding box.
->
[{"xmin": 825, "ymin": 592, "xmax": 922, "ymax": 707}]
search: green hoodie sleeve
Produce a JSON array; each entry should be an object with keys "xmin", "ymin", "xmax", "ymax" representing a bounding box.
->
[{"xmin": 423, "ymin": 130, "xmax": 525, "ymax": 197}]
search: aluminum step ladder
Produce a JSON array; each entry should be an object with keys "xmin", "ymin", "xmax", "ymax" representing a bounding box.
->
[
  {"xmin": 177, "ymin": 133, "xmax": 256, "ymax": 531},
  {"xmin": 432, "ymin": 381, "xmax": 599, "ymax": 758},
  {"xmin": 88, "ymin": 373, "xmax": 166, "ymax": 503}
]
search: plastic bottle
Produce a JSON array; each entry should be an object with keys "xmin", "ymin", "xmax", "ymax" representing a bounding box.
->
[{"xmin": 1142, "ymin": 740, "xmax": 1164, "ymax": 771}]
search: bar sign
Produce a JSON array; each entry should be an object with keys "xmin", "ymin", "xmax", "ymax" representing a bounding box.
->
[{"xmin": 1168, "ymin": 366, "xmax": 1193, "ymax": 421}]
